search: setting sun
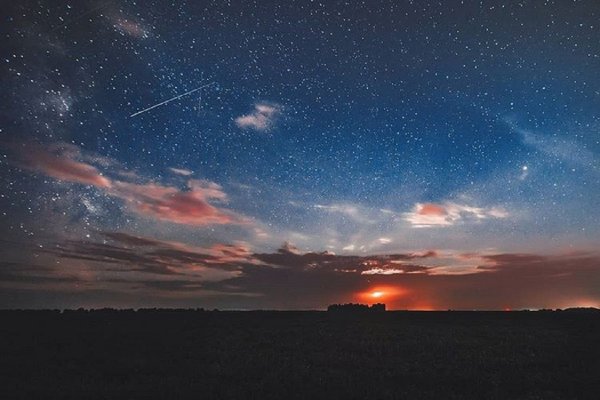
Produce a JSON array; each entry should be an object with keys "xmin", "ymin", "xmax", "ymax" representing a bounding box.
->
[{"xmin": 356, "ymin": 286, "xmax": 406, "ymax": 305}]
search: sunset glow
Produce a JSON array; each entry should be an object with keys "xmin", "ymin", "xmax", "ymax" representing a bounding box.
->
[{"xmin": 355, "ymin": 286, "xmax": 406, "ymax": 305}]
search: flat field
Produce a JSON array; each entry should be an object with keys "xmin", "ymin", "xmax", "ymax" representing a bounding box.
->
[{"xmin": 1, "ymin": 310, "xmax": 599, "ymax": 399}]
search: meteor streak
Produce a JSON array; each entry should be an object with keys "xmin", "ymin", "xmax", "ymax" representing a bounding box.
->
[{"xmin": 129, "ymin": 82, "xmax": 216, "ymax": 118}]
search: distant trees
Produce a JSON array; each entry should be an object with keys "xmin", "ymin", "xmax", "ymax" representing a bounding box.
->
[{"xmin": 327, "ymin": 303, "xmax": 386, "ymax": 312}]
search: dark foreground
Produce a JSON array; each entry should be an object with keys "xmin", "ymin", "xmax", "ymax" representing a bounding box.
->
[{"xmin": 1, "ymin": 310, "xmax": 600, "ymax": 399}]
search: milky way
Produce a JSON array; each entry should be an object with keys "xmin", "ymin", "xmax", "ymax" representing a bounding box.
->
[{"xmin": 1, "ymin": 1, "xmax": 599, "ymax": 309}]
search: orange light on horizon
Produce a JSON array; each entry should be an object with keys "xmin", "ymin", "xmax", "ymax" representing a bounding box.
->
[
  {"xmin": 356, "ymin": 285, "xmax": 405, "ymax": 304},
  {"xmin": 560, "ymin": 299, "xmax": 600, "ymax": 309}
]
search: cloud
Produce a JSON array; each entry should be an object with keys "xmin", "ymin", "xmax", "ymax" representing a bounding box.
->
[
  {"xmin": 235, "ymin": 103, "xmax": 280, "ymax": 131},
  {"xmin": 506, "ymin": 121, "xmax": 598, "ymax": 169},
  {"xmin": 0, "ymin": 261, "xmax": 80, "ymax": 285},
  {"xmin": 204, "ymin": 247, "xmax": 600, "ymax": 310},
  {"xmin": 361, "ymin": 267, "xmax": 423, "ymax": 275},
  {"xmin": 40, "ymin": 232, "xmax": 256, "ymax": 280},
  {"xmin": 1, "ymin": 232, "xmax": 258, "ymax": 297},
  {"xmin": 520, "ymin": 128, "xmax": 595, "ymax": 165},
  {"xmin": 168, "ymin": 167, "xmax": 193, "ymax": 176},
  {"xmin": 111, "ymin": 179, "xmax": 235, "ymax": 225},
  {"xmin": 17, "ymin": 143, "xmax": 111, "ymax": 188},
  {"xmin": 15, "ymin": 143, "xmax": 240, "ymax": 226},
  {"xmin": 279, "ymin": 241, "xmax": 302, "ymax": 255},
  {"xmin": 419, "ymin": 203, "xmax": 446, "ymax": 216},
  {"xmin": 6, "ymin": 233, "xmax": 600, "ymax": 310},
  {"xmin": 252, "ymin": 243, "xmax": 436, "ymax": 274},
  {"xmin": 314, "ymin": 203, "xmax": 365, "ymax": 221},
  {"xmin": 102, "ymin": 232, "xmax": 168, "ymax": 247},
  {"xmin": 403, "ymin": 202, "xmax": 508, "ymax": 228},
  {"xmin": 480, "ymin": 253, "xmax": 547, "ymax": 266}
]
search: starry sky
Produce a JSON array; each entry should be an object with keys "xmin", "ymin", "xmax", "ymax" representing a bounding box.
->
[{"xmin": 1, "ymin": 0, "xmax": 599, "ymax": 310}]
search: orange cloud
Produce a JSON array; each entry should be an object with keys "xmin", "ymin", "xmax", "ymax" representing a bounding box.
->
[{"xmin": 418, "ymin": 203, "xmax": 447, "ymax": 216}]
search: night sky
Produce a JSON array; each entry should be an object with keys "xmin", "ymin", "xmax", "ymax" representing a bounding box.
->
[{"xmin": 1, "ymin": 0, "xmax": 599, "ymax": 310}]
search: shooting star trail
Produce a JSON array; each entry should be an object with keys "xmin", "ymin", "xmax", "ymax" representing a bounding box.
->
[{"xmin": 130, "ymin": 82, "xmax": 216, "ymax": 118}]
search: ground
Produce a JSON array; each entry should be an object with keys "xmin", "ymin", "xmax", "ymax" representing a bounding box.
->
[{"xmin": 1, "ymin": 310, "xmax": 599, "ymax": 399}]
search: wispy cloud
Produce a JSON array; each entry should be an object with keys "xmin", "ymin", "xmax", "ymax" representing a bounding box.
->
[
  {"xmin": 14, "ymin": 143, "xmax": 242, "ymax": 226},
  {"xmin": 235, "ymin": 103, "xmax": 281, "ymax": 131},
  {"xmin": 5, "ymin": 233, "xmax": 600, "ymax": 310},
  {"xmin": 314, "ymin": 203, "xmax": 366, "ymax": 221},
  {"xmin": 111, "ymin": 179, "xmax": 236, "ymax": 225},
  {"xmin": 168, "ymin": 167, "xmax": 193, "ymax": 176},
  {"xmin": 36, "ymin": 232, "xmax": 255, "ymax": 284},
  {"xmin": 213, "ymin": 248, "xmax": 600, "ymax": 309},
  {"xmin": 520, "ymin": 129, "xmax": 595, "ymax": 166},
  {"xmin": 252, "ymin": 243, "xmax": 437, "ymax": 274},
  {"xmin": 403, "ymin": 202, "xmax": 508, "ymax": 228},
  {"xmin": 17, "ymin": 142, "xmax": 111, "ymax": 188},
  {"xmin": 507, "ymin": 120, "xmax": 598, "ymax": 169}
]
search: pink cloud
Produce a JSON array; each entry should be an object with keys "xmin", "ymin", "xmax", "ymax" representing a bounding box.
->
[
  {"xmin": 20, "ymin": 144, "xmax": 111, "ymax": 188},
  {"xmin": 16, "ymin": 143, "xmax": 240, "ymax": 226},
  {"xmin": 418, "ymin": 203, "xmax": 447, "ymax": 216},
  {"xmin": 111, "ymin": 180, "xmax": 234, "ymax": 225}
]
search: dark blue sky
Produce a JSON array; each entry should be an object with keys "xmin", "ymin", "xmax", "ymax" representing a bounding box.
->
[{"xmin": 1, "ymin": 0, "xmax": 599, "ymax": 309}]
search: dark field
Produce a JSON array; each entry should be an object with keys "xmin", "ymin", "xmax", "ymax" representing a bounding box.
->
[{"xmin": 1, "ymin": 310, "xmax": 600, "ymax": 399}]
